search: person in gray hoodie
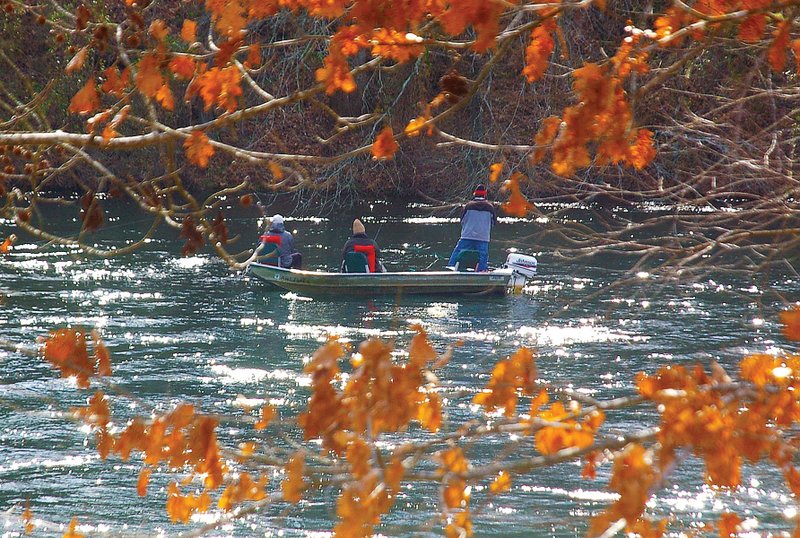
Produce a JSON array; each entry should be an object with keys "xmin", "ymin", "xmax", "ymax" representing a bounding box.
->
[
  {"xmin": 447, "ymin": 184, "xmax": 497, "ymax": 271},
  {"xmin": 260, "ymin": 214, "xmax": 302, "ymax": 268}
]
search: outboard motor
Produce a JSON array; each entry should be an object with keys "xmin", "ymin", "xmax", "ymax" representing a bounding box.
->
[
  {"xmin": 506, "ymin": 253, "xmax": 538, "ymax": 277},
  {"xmin": 505, "ymin": 253, "xmax": 538, "ymax": 293}
]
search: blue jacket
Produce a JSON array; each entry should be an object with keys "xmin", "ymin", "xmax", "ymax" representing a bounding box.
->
[
  {"xmin": 264, "ymin": 221, "xmax": 296, "ymax": 268},
  {"xmin": 459, "ymin": 198, "xmax": 497, "ymax": 242}
]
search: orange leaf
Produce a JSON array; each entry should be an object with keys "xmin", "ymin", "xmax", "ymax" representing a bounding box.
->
[
  {"xmin": 149, "ymin": 19, "xmax": 169, "ymax": 42},
  {"xmin": 474, "ymin": 347, "xmax": 536, "ymax": 416},
  {"xmin": 370, "ymin": 28, "xmax": 424, "ymax": 63},
  {"xmin": 282, "ymin": 452, "xmax": 306, "ymax": 503},
  {"xmin": 440, "ymin": 447, "xmax": 468, "ymax": 474},
  {"xmin": 268, "ymin": 160, "xmax": 284, "ymax": 180},
  {"xmin": 166, "ymin": 483, "xmax": 210, "ymax": 523},
  {"xmin": 315, "ymin": 50, "xmax": 356, "ymax": 95},
  {"xmin": 529, "ymin": 389, "xmax": 549, "ymax": 416},
  {"xmin": 768, "ymin": 21, "xmax": 790, "ymax": 72},
  {"xmin": 135, "ymin": 54, "xmax": 163, "ymax": 98},
  {"xmin": 583, "ymin": 409, "xmax": 605, "ymax": 431},
  {"xmin": 155, "ymin": 83, "xmax": 175, "ymax": 111},
  {"xmin": 738, "ymin": 14, "xmax": 766, "ymax": 43},
  {"xmin": 417, "ymin": 393, "xmax": 442, "ymax": 432},
  {"xmin": 244, "ymin": 44, "xmax": 261, "ymax": 68},
  {"xmin": 501, "ymin": 172, "xmax": 533, "ymax": 217},
  {"xmin": 305, "ymin": 0, "xmax": 347, "ymax": 18},
  {"xmin": 532, "ymin": 116, "xmax": 561, "ymax": 163},
  {"xmin": 101, "ymin": 66, "xmax": 130, "ymax": 98},
  {"xmin": 184, "ymin": 131, "xmax": 215, "ymax": 168},
  {"xmin": 523, "ymin": 20, "xmax": 556, "ymax": 83},
  {"xmin": 86, "ymin": 109, "xmax": 111, "ymax": 134},
  {"xmin": 582, "ymin": 452, "xmax": 599, "ymax": 480},
  {"xmin": 96, "ymin": 429, "xmax": 113, "ymax": 459},
  {"xmin": 371, "ymin": 126, "xmax": 399, "ymax": 160},
  {"xmin": 254, "ymin": 403, "xmax": 275, "ymax": 430},
  {"xmin": 43, "ymin": 328, "xmax": 93, "ymax": 388},
  {"xmin": 345, "ymin": 437, "xmax": 372, "ymax": 479},
  {"xmin": 785, "ymin": 466, "xmax": 800, "ymax": 497},
  {"xmin": 444, "ymin": 478, "xmax": 469, "ymax": 508},
  {"xmin": 196, "ymin": 65, "xmax": 243, "ymax": 112},
  {"xmin": 404, "ymin": 115, "xmax": 428, "ymax": 137},
  {"xmin": 718, "ymin": 512, "xmax": 741, "ymax": 537},
  {"xmin": 189, "ymin": 416, "xmax": 224, "ymax": 489},
  {"xmin": 780, "ymin": 308, "xmax": 800, "ymax": 341},
  {"xmin": 169, "ymin": 56, "xmax": 196, "ymax": 80},
  {"xmin": 409, "ymin": 324, "xmax": 436, "ymax": 367},
  {"xmin": 68, "ymin": 78, "xmax": 100, "ymax": 115},
  {"xmin": 92, "ymin": 330, "xmax": 112, "ymax": 376},
  {"xmin": 239, "ymin": 441, "xmax": 257, "ymax": 460},
  {"xmin": 535, "ymin": 425, "xmax": 569, "ymax": 455},
  {"xmin": 209, "ymin": 0, "xmax": 247, "ymax": 37},
  {"xmin": 63, "ymin": 517, "xmax": 84, "ymax": 538},
  {"xmin": 740, "ymin": 354, "xmax": 779, "ymax": 386},
  {"xmin": 22, "ymin": 505, "xmax": 33, "ymax": 534},
  {"xmin": 331, "ymin": 25, "xmax": 367, "ymax": 56},
  {"xmin": 488, "ymin": 162, "xmax": 503, "ymax": 183},
  {"xmin": 102, "ymin": 104, "xmax": 130, "ymax": 142},
  {"xmin": 218, "ymin": 472, "xmax": 267, "ymax": 511},
  {"xmin": 180, "ymin": 19, "xmax": 197, "ymax": 43},
  {"xmin": 137, "ymin": 467, "xmax": 151, "ymax": 496},
  {"xmin": 489, "ymin": 471, "xmax": 511, "ymax": 494},
  {"xmin": 445, "ymin": 510, "xmax": 473, "ymax": 538},
  {"xmin": 384, "ymin": 457, "xmax": 405, "ymax": 493},
  {"xmin": 793, "ymin": 39, "xmax": 800, "ymax": 75},
  {"xmin": 472, "ymin": 3, "xmax": 503, "ymax": 52},
  {"xmin": 65, "ymin": 46, "xmax": 89, "ymax": 74},
  {"xmin": 0, "ymin": 235, "xmax": 16, "ymax": 254},
  {"xmin": 627, "ymin": 128, "xmax": 656, "ymax": 170}
]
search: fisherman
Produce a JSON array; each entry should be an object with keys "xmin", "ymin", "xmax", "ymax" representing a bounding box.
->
[
  {"xmin": 447, "ymin": 183, "xmax": 497, "ymax": 272},
  {"xmin": 260, "ymin": 214, "xmax": 302, "ymax": 269},
  {"xmin": 341, "ymin": 218, "xmax": 385, "ymax": 273}
]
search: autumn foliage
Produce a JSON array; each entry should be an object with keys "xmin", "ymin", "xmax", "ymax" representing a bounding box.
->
[
  {"xmin": 17, "ymin": 306, "xmax": 799, "ymax": 536},
  {"xmin": 1, "ymin": 0, "xmax": 797, "ymax": 264},
  {"xmin": 3, "ymin": 0, "xmax": 800, "ymax": 533}
]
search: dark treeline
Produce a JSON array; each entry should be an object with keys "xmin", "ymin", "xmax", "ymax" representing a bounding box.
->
[{"xmin": 2, "ymin": 1, "xmax": 796, "ymax": 208}]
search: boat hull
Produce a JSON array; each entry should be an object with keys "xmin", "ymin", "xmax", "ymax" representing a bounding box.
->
[{"xmin": 248, "ymin": 263, "xmax": 514, "ymax": 296}]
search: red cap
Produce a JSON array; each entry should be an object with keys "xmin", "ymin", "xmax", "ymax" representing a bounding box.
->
[{"xmin": 473, "ymin": 184, "xmax": 487, "ymax": 197}]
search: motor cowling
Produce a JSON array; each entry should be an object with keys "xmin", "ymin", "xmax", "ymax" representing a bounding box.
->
[{"xmin": 505, "ymin": 253, "xmax": 537, "ymax": 278}]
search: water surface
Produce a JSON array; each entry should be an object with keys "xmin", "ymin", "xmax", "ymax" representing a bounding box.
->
[{"xmin": 0, "ymin": 201, "xmax": 796, "ymax": 536}]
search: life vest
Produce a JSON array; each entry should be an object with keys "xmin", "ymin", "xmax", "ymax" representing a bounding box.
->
[
  {"xmin": 353, "ymin": 244, "xmax": 376, "ymax": 273},
  {"xmin": 259, "ymin": 234, "xmax": 282, "ymax": 246}
]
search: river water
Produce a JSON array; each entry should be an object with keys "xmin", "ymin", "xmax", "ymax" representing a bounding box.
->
[{"xmin": 0, "ymin": 200, "xmax": 796, "ymax": 536}]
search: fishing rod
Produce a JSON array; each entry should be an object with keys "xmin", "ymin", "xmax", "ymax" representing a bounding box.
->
[
  {"xmin": 372, "ymin": 220, "xmax": 384, "ymax": 241},
  {"xmin": 421, "ymin": 254, "xmax": 440, "ymax": 271}
]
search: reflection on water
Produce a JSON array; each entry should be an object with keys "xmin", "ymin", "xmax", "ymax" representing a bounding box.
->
[{"xmin": 0, "ymin": 202, "xmax": 795, "ymax": 536}]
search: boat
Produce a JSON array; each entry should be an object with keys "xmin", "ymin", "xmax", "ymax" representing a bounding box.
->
[{"xmin": 247, "ymin": 253, "xmax": 538, "ymax": 297}]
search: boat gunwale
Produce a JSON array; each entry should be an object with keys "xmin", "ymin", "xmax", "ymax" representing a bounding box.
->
[{"xmin": 247, "ymin": 262, "xmax": 513, "ymax": 279}]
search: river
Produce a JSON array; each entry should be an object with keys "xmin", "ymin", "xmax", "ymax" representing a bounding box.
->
[{"xmin": 0, "ymin": 200, "xmax": 796, "ymax": 536}]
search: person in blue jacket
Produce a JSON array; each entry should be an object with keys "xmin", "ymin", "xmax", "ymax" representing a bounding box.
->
[
  {"xmin": 261, "ymin": 214, "xmax": 302, "ymax": 268},
  {"xmin": 447, "ymin": 184, "xmax": 497, "ymax": 271}
]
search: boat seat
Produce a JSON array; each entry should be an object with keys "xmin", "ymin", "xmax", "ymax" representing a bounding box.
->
[
  {"xmin": 257, "ymin": 242, "xmax": 279, "ymax": 265},
  {"xmin": 353, "ymin": 244, "xmax": 376, "ymax": 273},
  {"xmin": 343, "ymin": 251, "xmax": 370, "ymax": 273},
  {"xmin": 454, "ymin": 249, "xmax": 480, "ymax": 272}
]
